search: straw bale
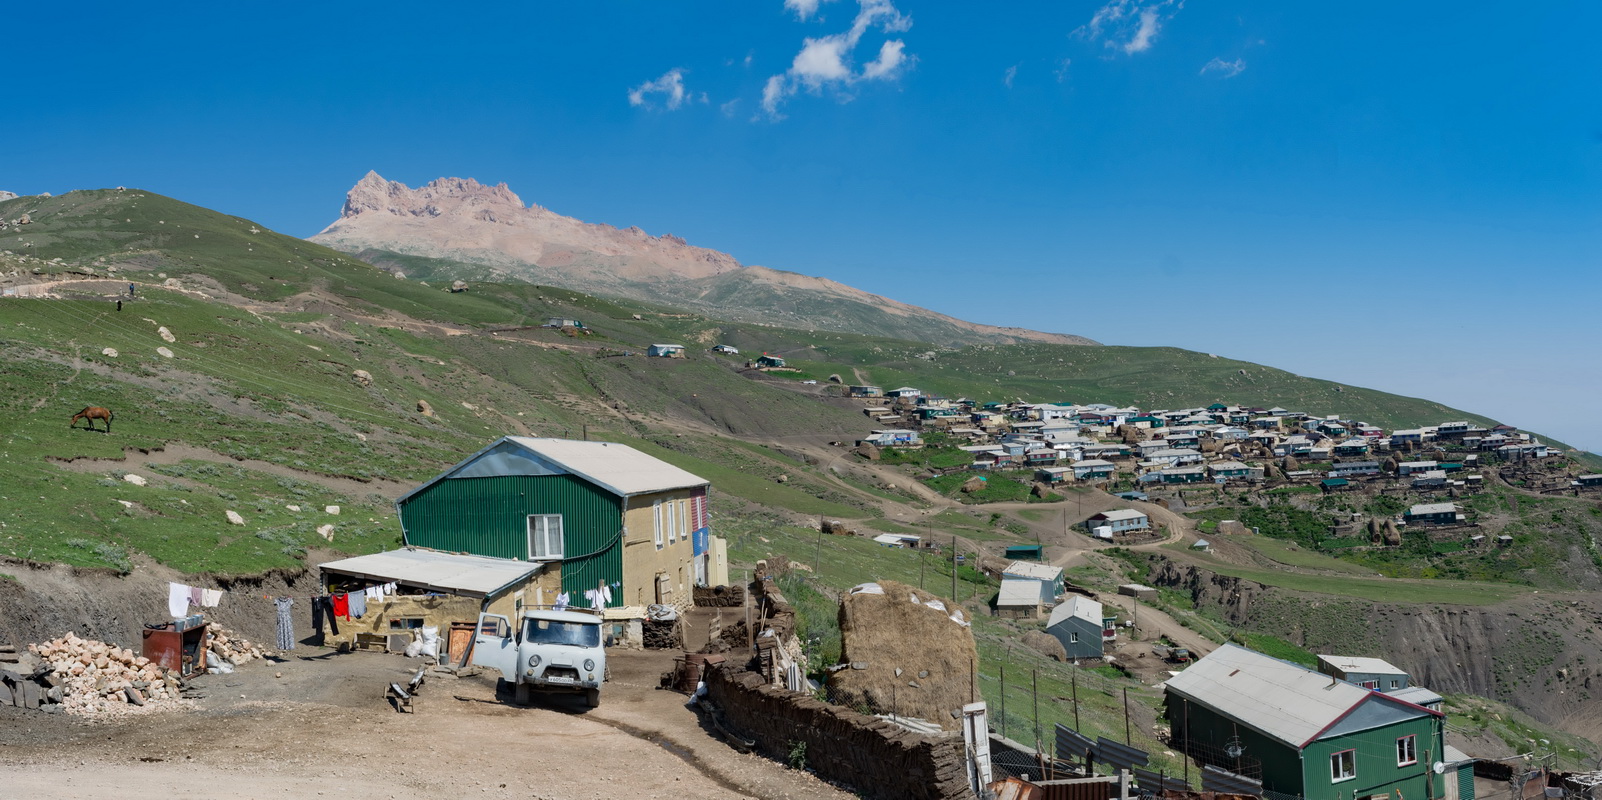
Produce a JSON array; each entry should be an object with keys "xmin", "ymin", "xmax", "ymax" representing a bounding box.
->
[{"xmin": 826, "ymin": 580, "xmax": 977, "ymax": 731}]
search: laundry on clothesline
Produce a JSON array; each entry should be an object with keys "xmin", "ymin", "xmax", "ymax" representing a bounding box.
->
[{"xmin": 167, "ymin": 581, "xmax": 226, "ymax": 617}]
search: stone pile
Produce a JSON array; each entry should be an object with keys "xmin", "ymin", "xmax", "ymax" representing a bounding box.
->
[
  {"xmin": 208, "ymin": 627, "xmax": 266, "ymax": 665},
  {"xmin": 25, "ymin": 632, "xmax": 189, "ymax": 718}
]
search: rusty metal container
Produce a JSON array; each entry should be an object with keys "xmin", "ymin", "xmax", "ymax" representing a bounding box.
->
[{"xmin": 141, "ymin": 621, "xmax": 209, "ymax": 677}]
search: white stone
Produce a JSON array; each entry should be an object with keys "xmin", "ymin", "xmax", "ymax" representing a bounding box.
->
[
  {"xmin": 324, "ymin": 505, "xmax": 340, "ymax": 515},
  {"xmin": 157, "ymin": 326, "xmax": 175, "ymax": 343},
  {"xmin": 317, "ymin": 524, "xmax": 335, "ymax": 541},
  {"xmin": 286, "ymin": 504, "xmax": 301, "ymax": 512},
  {"xmin": 101, "ymin": 348, "xmax": 118, "ymax": 357},
  {"xmin": 225, "ymin": 510, "xmax": 245, "ymax": 525},
  {"xmin": 117, "ymin": 500, "xmax": 134, "ymax": 508},
  {"xmin": 123, "ymin": 474, "xmax": 147, "ymax": 486},
  {"xmin": 156, "ymin": 347, "xmax": 174, "ymax": 358}
]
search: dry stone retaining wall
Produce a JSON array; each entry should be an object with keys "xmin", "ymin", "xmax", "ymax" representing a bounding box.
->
[{"xmin": 704, "ymin": 665, "xmax": 972, "ymax": 800}]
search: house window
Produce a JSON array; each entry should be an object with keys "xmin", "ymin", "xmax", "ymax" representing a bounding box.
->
[
  {"xmin": 1360, "ymin": 680, "xmax": 1379, "ymax": 690},
  {"xmin": 1070, "ymin": 632, "xmax": 1079, "ymax": 643},
  {"xmin": 1397, "ymin": 735, "xmax": 1417, "ymax": 767},
  {"xmin": 653, "ymin": 501, "xmax": 664, "ymax": 549},
  {"xmin": 1331, "ymin": 749, "xmax": 1356, "ymax": 782},
  {"xmin": 1390, "ymin": 679, "xmax": 1400, "ymax": 690},
  {"xmin": 678, "ymin": 499, "xmax": 689, "ymax": 541},
  {"xmin": 665, "ymin": 500, "xmax": 677, "ymax": 544},
  {"xmin": 527, "ymin": 514, "xmax": 564, "ymax": 560}
]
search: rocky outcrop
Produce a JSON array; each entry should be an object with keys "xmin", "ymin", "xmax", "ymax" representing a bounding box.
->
[
  {"xmin": 309, "ymin": 172, "xmax": 1098, "ymax": 347},
  {"xmin": 0, "ymin": 191, "xmax": 18, "ymax": 203}
]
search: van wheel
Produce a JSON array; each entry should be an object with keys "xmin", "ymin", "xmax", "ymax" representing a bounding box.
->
[
  {"xmin": 514, "ymin": 682, "xmax": 531, "ymax": 706},
  {"xmin": 585, "ymin": 688, "xmax": 601, "ymax": 708}
]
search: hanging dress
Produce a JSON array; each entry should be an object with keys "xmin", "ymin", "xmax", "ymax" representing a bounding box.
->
[{"xmin": 274, "ymin": 597, "xmax": 296, "ymax": 650}]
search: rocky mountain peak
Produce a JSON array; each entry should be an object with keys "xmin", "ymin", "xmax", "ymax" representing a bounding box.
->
[{"xmin": 339, "ymin": 171, "xmax": 524, "ymax": 220}]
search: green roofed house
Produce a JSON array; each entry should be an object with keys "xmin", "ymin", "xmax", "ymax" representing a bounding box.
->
[
  {"xmin": 395, "ymin": 437, "xmax": 717, "ymax": 611},
  {"xmin": 1166, "ymin": 644, "xmax": 1444, "ymax": 800}
]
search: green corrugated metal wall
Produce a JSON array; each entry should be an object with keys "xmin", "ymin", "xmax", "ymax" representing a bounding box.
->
[{"xmin": 397, "ymin": 474, "xmax": 624, "ymax": 603}]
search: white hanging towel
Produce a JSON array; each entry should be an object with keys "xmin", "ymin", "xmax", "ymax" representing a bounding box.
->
[
  {"xmin": 167, "ymin": 582, "xmax": 190, "ymax": 618},
  {"xmin": 200, "ymin": 588, "xmax": 223, "ymax": 607}
]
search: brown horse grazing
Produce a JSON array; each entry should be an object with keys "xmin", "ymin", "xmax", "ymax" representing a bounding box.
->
[{"xmin": 70, "ymin": 406, "xmax": 114, "ymax": 433}]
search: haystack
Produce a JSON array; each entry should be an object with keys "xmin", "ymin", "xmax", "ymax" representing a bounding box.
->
[{"xmin": 826, "ymin": 580, "xmax": 977, "ymax": 730}]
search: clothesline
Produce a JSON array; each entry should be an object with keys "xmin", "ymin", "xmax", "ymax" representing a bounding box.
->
[{"xmin": 166, "ymin": 582, "xmax": 224, "ymax": 619}]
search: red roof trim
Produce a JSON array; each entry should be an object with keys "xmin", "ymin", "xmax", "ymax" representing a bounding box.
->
[{"xmin": 1299, "ymin": 690, "xmax": 1444, "ymax": 749}]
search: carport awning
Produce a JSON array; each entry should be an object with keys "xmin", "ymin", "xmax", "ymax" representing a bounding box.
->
[{"xmin": 318, "ymin": 548, "xmax": 544, "ymax": 599}]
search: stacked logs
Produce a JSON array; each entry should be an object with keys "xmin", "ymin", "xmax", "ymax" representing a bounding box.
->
[{"xmin": 26, "ymin": 632, "xmax": 189, "ymax": 718}]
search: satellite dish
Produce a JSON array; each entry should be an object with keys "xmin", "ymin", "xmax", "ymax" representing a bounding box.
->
[{"xmin": 1433, "ymin": 762, "xmax": 1446, "ymax": 774}]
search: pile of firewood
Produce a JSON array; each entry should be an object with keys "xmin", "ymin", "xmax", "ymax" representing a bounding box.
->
[{"xmin": 25, "ymin": 632, "xmax": 190, "ymax": 718}]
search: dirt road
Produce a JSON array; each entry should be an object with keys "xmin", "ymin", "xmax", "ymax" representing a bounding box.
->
[{"xmin": 0, "ymin": 646, "xmax": 850, "ymax": 800}]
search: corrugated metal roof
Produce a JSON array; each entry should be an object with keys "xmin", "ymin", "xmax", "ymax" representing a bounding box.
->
[
  {"xmin": 1047, "ymin": 595, "xmax": 1101, "ymax": 627},
  {"xmin": 1003, "ymin": 561, "xmax": 1062, "ymax": 581},
  {"xmin": 1165, "ymin": 643, "xmax": 1371, "ymax": 748},
  {"xmin": 1409, "ymin": 502, "xmax": 1458, "ymax": 515},
  {"xmin": 318, "ymin": 548, "xmax": 544, "ymax": 598},
  {"xmin": 1386, "ymin": 686, "xmax": 1442, "ymax": 706},
  {"xmin": 997, "ymin": 578, "xmax": 1043, "ymax": 607},
  {"xmin": 1094, "ymin": 509, "xmax": 1147, "ymax": 522},
  {"xmin": 504, "ymin": 437, "xmax": 709, "ymax": 496},
  {"xmin": 1318, "ymin": 655, "xmax": 1408, "ymax": 675}
]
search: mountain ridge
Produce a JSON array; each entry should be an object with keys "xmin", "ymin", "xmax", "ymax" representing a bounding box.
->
[{"xmin": 309, "ymin": 172, "xmax": 1098, "ymax": 347}]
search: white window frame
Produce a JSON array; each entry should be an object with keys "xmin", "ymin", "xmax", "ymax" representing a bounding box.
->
[
  {"xmin": 1396, "ymin": 735, "xmax": 1417, "ymax": 767},
  {"xmin": 665, "ymin": 500, "xmax": 677, "ymax": 544},
  {"xmin": 1331, "ymin": 749, "xmax": 1356, "ymax": 783},
  {"xmin": 677, "ymin": 498, "xmax": 689, "ymax": 542},
  {"xmin": 526, "ymin": 514, "xmax": 564, "ymax": 561},
  {"xmin": 653, "ymin": 501, "xmax": 664, "ymax": 549}
]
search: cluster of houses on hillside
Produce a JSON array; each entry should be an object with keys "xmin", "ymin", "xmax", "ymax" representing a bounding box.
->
[{"xmin": 855, "ymin": 389, "xmax": 1555, "ymax": 507}]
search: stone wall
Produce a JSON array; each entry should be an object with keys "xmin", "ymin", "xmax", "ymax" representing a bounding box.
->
[
  {"xmin": 705, "ymin": 665, "xmax": 972, "ymax": 800},
  {"xmin": 693, "ymin": 583, "xmax": 747, "ymax": 607}
]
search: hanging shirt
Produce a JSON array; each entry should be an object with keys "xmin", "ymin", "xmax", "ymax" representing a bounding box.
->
[
  {"xmin": 331, "ymin": 592, "xmax": 350, "ymax": 619},
  {"xmin": 554, "ymin": 592, "xmax": 570, "ymax": 611},
  {"xmin": 347, "ymin": 590, "xmax": 366, "ymax": 619},
  {"xmin": 200, "ymin": 588, "xmax": 223, "ymax": 607},
  {"xmin": 167, "ymin": 583, "xmax": 190, "ymax": 618}
]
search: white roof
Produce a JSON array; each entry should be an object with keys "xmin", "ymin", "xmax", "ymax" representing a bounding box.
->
[
  {"xmin": 401, "ymin": 436, "xmax": 710, "ymax": 502},
  {"xmin": 318, "ymin": 548, "xmax": 543, "ymax": 599},
  {"xmin": 1095, "ymin": 509, "xmax": 1148, "ymax": 522},
  {"xmin": 1208, "ymin": 461, "xmax": 1249, "ymax": 470},
  {"xmin": 649, "ymin": 343, "xmax": 684, "ymax": 349},
  {"xmin": 1318, "ymin": 655, "xmax": 1408, "ymax": 676},
  {"xmin": 1048, "ymin": 595, "xmax": 1102, "ymax": 627},
  {"xmin": 1166, "ymin": 644, "xmax": 1392, "ymax": 748},
  {"xmin": 1386, "ymin": 686, "xmax": 1443, "ymax": 706},
  {"xmin": 1409, "ymin": 502, "xmax": 1459, "ymax": 515},
  {"xmin": 1074, "ymin": 459, "xmax": 1116, "ymax": 468},
  {"xmin": 997, "ymin": 578, "xmax": 1044, "ymax": 607},
  {"xmin": 872, "ymin": 534, "xmax": 919, "ymax": 546},
  {"xmin": 1002, "ymin": 561, "xmax": 1063, "ymax": 581}
]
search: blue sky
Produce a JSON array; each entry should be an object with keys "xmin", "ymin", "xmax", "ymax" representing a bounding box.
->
[{"xmin": 7, "ymin": 2, "xmax": 1601, "ymax": 447}]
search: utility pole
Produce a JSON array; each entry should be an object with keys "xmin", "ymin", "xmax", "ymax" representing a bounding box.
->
[
  {"xmin": 815, "ymin": 515, "xmax": 823, "ymax": 577},
  {"xmin": 1032, "ymin": 669, "xmax": 1041, "ymax": 752},
  {"xmin": 1123, "ymin": 687, "xmax": 1132, "ymax": 746},
  {"xmin": 1072, "ymin": 668, "xmax": 1080, "ymax": 731}
]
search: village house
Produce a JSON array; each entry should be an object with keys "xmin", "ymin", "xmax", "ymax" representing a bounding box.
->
[
  {"xmin": 754, "ymin": 354, "xmax": 786, "ymax": 368},
  {"xmin": 1206, "ymin": 460, "xmax": 1259, "ymax": 481},
  {"xmin": 1333, "ymin": 439, "xmax": 1370, "ymax": 458},
  {"xmin": 1000, "ymin": 561, "xmax": 1065, "ymax": 607},
  {"xmin": 710, "ymin": 343, "xmax": 739, "ymax": 354},
  {"xmin": 1166, "ymin": 645, "xmax": 1444, "ymax": 800},
  {"xmin": 1317, "ymin": 654, "xmax": 1411, "ymax": 692},
  {"xmin": 848, "ymin": 385, "xmax": 883, "ymax": 398},
  {"xmin": 888, "ymin": 386, "xmax": 922, "ymax": 401},
  {"xmin": 1071, "ymin": 459, "xmax": 1116, "ymax": 481},
  {"xmin": 646, "ymin": 343, "xmax": 686, "ymax": 358},
  {"xmin": 1085, "ymin": 509, "xmax": 1149, "ymax": 533},
  {"xmin": 543, "ymin": 317, "xmax": 584, "ymax": 329},
  {"xmin": 1046, "ymin": 596, "xmax": 1109, "ymax": 661},
  {"xmin": 1498, "ymin": 442, "xmax": 1549, "ymax": 460},
  {"xmin": 1328, "ymin": 460, "xmax": 1381, "ymax": 478},
  {"xmin": 394, "ymin": 436, "xmax": 717, "ymax": 611},
  {"xmin": 1404, "ymin": 502, "xmax": 1464, "ymax": 526},
  {"xmin": 1142, "ymin": 447, "xmax": 1204, "ymax": 467},
  {"xmin": 1397, "ymin": 460, "xmax": 1439, "ymax": 476},
  {"xmin": 861, "ymin": 429, "xmax": 921, "ymax": 448},
  {"xmin": 995, "ymin": 578, "xmax": 1044, "ymax": 619},
  {"xmin": 1572, "ymin": 474, "xmax": 1602, "ymax": 488},
  {"xmin": 1390, "ymin": 428, "xmax": 1426, "ymax": 446},
  {"xmin": 1151, "ymin": 465, "xmax": 1208, "ymax": 484},
  {"xmin": 1035, "ymin": 466, "xmax": 1074, "ymax": 484}
]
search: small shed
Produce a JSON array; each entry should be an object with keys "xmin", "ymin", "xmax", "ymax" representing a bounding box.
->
[
  {"xmin": 755, "ymin": 354, "xmax": 786, "ymax": 368},
  {"xmin": 1118, "ymin": 583, "xmax": 1157, "ymax": 601},
  {"xmin": 647, "ymin": 344, "xmax": 686, "ymax": 358},
  {"xmin": 1046, "ymin": 596, "xmax": 1104, "ymax": 660},
  {"xmin": 1004, "ymin": 545, "xmax": 1044, "ymax": 562},
  {"xmin": 1000, "ymin": 561, "xmax": 1065, "ymax": 605}
]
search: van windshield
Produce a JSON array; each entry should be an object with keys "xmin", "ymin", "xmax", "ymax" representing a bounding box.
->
[{"xmin": 524, "ymin": 618, "xmax": 600, "ymax": 648}]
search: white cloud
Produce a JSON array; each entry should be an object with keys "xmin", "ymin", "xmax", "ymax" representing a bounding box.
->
[
  {"xmin": 1077, "ymin": 0, "xmax": 1181, "ymax": 56},
  {"xmin": 1004, "ymin": 64, "xmax": 1018, "ymax": 88},
  {"xmin": 784, "ymin": 0, "xmax": 832, "ymax": 21},
  {"xmin": 627, "ymin": 68, "xmax": 689, "ymax": 110},
  {"xmin": 1199, "ymin": 57, "xmax": 1245, "ymax": 78},
  {"xmin": 761, "ymin": 0, "xmax": 914, "ymax": 118},
  {"xmin": 1054, "ymin": 57, "xmax": 1072, "ymax": 83},
  {"xmin": 721, "ymin": 98, "xmax": 742, "ymax": 117}
]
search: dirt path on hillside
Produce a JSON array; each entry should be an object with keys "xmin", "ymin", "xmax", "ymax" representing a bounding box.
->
[{"xmin": 0, "ymin": 647, "xmax": 851, "ymax": 800}]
